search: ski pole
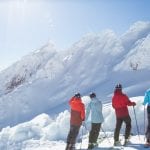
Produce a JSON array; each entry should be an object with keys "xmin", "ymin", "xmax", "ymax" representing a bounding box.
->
[
  {"xmin": 144, "ymin": 105, "xmax": 146, "ymax": 141},
  {"xmin": 133, "ymin": 106, "xmax": 140, "ymax": 140},
  {"xmin": 101, "ymin": 126, "xmax": 111, "ymax": 145},
  {"xmin": 79, "ymin": 123, "xmax": 87, "ymax": 150}
]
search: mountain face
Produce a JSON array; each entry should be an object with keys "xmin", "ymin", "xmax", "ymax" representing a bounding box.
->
[{"xmin": 0, "ymin": 21, "xmax": 150, "ymax": 128}]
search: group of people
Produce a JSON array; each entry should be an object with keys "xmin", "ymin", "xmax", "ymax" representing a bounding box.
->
[{"xmin": 65, "ymin": 83, "xmax": 150, "ymax": 150}]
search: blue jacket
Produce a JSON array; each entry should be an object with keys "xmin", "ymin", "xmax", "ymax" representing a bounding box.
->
[
  {"xmin": 143, "ymin": 88, "xmax": 150, "ymax": 105},
  {"xmin": 85, "ymin": 97, "xmax": 104, "ymax": 123}
]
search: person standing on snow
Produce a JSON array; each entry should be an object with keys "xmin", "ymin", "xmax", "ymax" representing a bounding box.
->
[
  {"xmin": 85, "ymin": 92, "xmax": 104, "ymax": 149},
  {"xmin": 143, "ymin": 88, "xmax": 150, "ymax": 148},
  {"xmin": 65, "ymin": 93, "xmax": 85, "ymax": 150},
  {"xmin": 112, "ymin": 84, "xmax": 136, "ymax": 146}
]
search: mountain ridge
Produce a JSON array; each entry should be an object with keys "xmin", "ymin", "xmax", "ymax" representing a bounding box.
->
[{"xmin": 0, "ymin": 21, "xmax": 150, "ymax": 128}]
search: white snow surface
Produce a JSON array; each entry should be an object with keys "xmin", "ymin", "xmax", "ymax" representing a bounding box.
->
[{"xmin": 0, "ymin": 96, "xmax": 147, "ymax": 149}]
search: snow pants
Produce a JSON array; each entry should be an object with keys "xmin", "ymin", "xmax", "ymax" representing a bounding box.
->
[
  {"xmin": 114, "ymin": 116, "xmax": 131, "ymax": 141},
  {"xmin": 89, "ymin": 123, "xmax": 101, "ymax": 143},
  {"xmin": 66, "ymin": 124, "xmax": 80, "ymax": 144},
  {"xmin": 146, "ymin": 106, "xmax": 150, "ymax": 142}
]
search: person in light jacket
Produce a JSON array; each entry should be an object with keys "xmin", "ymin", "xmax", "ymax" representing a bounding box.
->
[
  {"xmin": 85, "ymin": 92, "xmax": 104, "ymax": 149},
  {"xmin": 143, "ymin": 88, "xmax": 150, "ymax": 148}
]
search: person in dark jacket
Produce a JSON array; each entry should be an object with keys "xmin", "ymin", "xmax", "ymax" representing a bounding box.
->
[
  {"xmin": 143, "ymin": 88, "xmax": 150, "ymax": 148},
  {"xmin": 65, "ymin": 93, "xmax": 85, "ymax": 150},
  {"xmin": 112, "ymin": 84, "xmax": 136, "ymax": 146},
  {"xmin": 85, "ymin": 92, "xmax": 104, "ymax": 149}
]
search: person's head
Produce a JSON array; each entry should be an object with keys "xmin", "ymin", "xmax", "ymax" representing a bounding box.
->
[
  {"xmin": 114, "ymin": 83, "xmax": 122, "ymax": 93},
  {"xmin": 89, "ymin": 92, "xmax": 96, "ymax": 98},
  {"xmin": 74, "ymin": 93, "xmax": 81, "ymax": 98}
]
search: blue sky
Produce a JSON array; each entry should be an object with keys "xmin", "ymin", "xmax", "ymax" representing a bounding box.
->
[{"xmin": 0, "ymin": 0, "xmax": 150, "ymax": 70}]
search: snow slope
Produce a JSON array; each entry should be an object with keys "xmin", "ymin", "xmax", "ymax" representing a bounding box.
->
[
  {"xmin": 0, "ymin": 21, "xmax": 150, "ymax": 129},
  {"xmin": 0, "ymin": 96, "xmax": 146, "ymax": 150}
]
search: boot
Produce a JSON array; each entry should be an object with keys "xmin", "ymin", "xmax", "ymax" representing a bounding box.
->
[
  {"xmin": 123, "ymin": 138, "xmax": 131, "ymax": 146},
  {"xmin": 93, "ymin": 142, "xmax": 98, "ymax": 147},
  {"xmin": 144, "ymin": 142, "xmax": 150, "ymax": 148},
  {"xmin": 65, "ymin": 143, "xmax": 75, "ymax": 150},
  {"xmin": 65, "ymin": 143, "xmax": 70, "ymax": 150},
  {"xmin": 114, "ymin": 140, "xmax": 122, "ymax": 146},
  {"xmin": 70, "ymin": 144, "xmax": 75, "ymax": 150},
  {"xmin": 88, "ymin": 143, "xmax": 94, "ymax": 149}
]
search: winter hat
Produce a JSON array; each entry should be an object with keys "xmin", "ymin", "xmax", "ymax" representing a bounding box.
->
[
  {"xmin": 89, "ymin": 92, "xmax": 96, "ymax": 98},
  {"xmin": 115, "ymin": 84, "xmax": 122, "ymax": 89},
  {"xmin": 74, "ymin": 93, "xmax": 81, "ymax": 98}
]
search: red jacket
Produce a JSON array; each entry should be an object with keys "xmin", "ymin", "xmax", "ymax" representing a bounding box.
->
[
  {"xmin": 112, "ymin": 90, "xmax": 134, "ymax": 118},
  {"xmin": 69, "ymin": 96, "xmax": 85, "ymax": 126}
]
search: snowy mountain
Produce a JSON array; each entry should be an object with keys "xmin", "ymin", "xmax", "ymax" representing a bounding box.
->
[{"xmin": 0, "ymin": 21, "xmax": 150, "ymax": 130}]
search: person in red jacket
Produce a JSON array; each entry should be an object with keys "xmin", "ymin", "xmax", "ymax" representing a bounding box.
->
[
  {"xmin": 112, "ymin": 84, "xmax": 136, "ymax": 146},
  {"xmin": 65, "ymin": 93, "xmax": 85, "ymax": 150}
]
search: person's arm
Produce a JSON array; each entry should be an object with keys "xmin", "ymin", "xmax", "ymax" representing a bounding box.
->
[
  {"xmin": 99, "ymin": 101, "xmax": 102, "ymax": 112},
  {"xmin": 98, "ymin": 101, "xmax": 104, "ymax": 122},
  {"xmin": 85, "ymin": 103, "xmax": 90, "ymax": 121},
  {"xmin": 143, "ymin": 91, "xmax": 150, "ymax": 105},
  {"xmin": 125, "ymin": 95, "xmax": 136, "ymax": 106},
  {"xmin": 81, "ymin": 103, "xmax": 85, "ymax": 121},
  {"xmin": 69, "ymin": 97, "xmax": 74, "ymax": 105},
  {"xmin": 112, "ymin": 97, "xmax": 116, "ymax": 108}
]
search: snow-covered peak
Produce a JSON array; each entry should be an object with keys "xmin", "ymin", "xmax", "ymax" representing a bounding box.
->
[
  {"xmin": 121, "ymin": 21, "xmax": 150, "ymax": 49},
  {"xmin": 114, "ymin": 33, "xmax": 150, "ymax": 71},
  {"xmin": 0, "ymin": 42, "xmax": 58, "ymax": 94},
  {"xmin": 34, "ymin": 40, "xmax": 56, "ymax": 54},
  {"xmin": 70, "ymin": 30, "xmax": 124, "ymax": 56},
  {"xmin": 0, "ymin": 21, "xmax": 150, "ymax": 130}
]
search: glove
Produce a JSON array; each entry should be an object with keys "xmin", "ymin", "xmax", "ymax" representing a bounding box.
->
[
  {"xmin": 142, "ymin": 102, "xmax": 145, "ymax": 105},
  {"xmin": 132, "ymin": 102, "xmax": 136, "ymax": 106}
]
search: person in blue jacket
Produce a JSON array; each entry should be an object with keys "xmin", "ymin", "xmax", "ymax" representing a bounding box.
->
[
  {"xmin": 143, "ymin": 88, "xmax": 150, "ymax": 148},
  {"xmin": 85, "ymin": 92, "xmax": 104, "ymax": 149}
]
